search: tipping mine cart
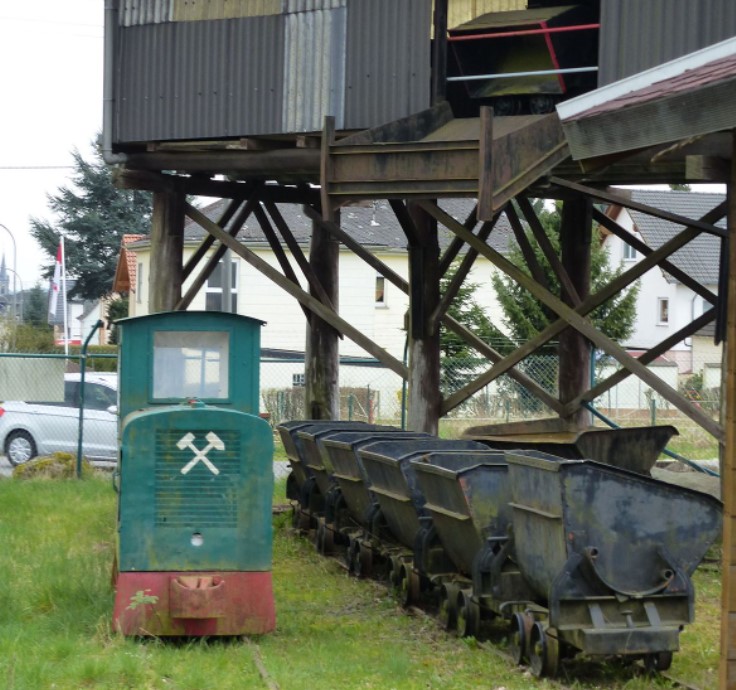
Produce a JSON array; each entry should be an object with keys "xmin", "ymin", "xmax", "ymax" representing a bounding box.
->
[
  {"xmin": 505, "ymin": 450, "xmax": 722, "ymax": 675},
  {"xmin": 112, "ymin": 311, "xmax": 275, "ymax": 636}
]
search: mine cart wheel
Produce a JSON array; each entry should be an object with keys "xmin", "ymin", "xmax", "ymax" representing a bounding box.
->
[
  {"xmin": 298, "ymin": 509, "xmax": 312, "ymax": 533},
  {"xmin": 389, "ymin": 556, "xmax": 403, "ymax": 593},
  {"xmin": 438, "ymin": 583, "xmax": 460, "ymax": 632},
  {"xmin": 643, "ymin": 651, "xmax": 673, "ymax": 673},
  {"xmin": 399, "ymin": 563, "xmax": 420, "ymax": 608},
  {"xmin": 509, "ymin": 612, "xmax": 533, "ymax": 664},
  {"xmin": 315, "ymin": 519, "xmax": 334, "ymax": 555},
  {"xmin": 346, "ymin": 538, "xmax": 360, "ymax": 575},
  {"xmin": 457, "ymin": 591, "xmax": 480, "ymax": 638},
  {"xmin": 529, "ymin": 622, "xmax": 560, "ymax": 678},
  {"xmin": 355, "ymin": 544, "xmax": 374, "ymax": 579}
]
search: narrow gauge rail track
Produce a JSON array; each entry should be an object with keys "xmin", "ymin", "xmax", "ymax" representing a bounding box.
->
[{"xmin": 288, "ymin": 512, "xmax": 705, "ymax": 690}]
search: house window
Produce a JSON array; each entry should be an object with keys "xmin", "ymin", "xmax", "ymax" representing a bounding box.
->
[
  {"xmin": 136, "ymin": 263, "xmax": 143, "ymax": 303},
  {"xmin": 375, "ymin": 275, "xmax": 385, "ymax": 305},
  {"xmin": 292, "ymin": 373, "xmax": 305, "ymax": 387},
  {"xmin": 206, "ymin": 260, "xmax": 238, "ymax": 312},
  {"xmin": 657, "ymin": 298, "xmax": 669, "ymax": 325},
  {"xmin": 623, "ymin": 243, "xmax": 636, "ymax": 260}
]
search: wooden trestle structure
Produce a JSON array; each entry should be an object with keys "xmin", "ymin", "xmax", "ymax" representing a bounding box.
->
[{"xmin": 115, "ymin": 80, "xmax": 736, "ymax": 686}]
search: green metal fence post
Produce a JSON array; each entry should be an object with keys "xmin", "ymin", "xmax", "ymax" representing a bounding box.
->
[
  {"xmin": 77, "ymin": 320, "xmax": 105, "ymax": 479},
  {"xmin": 650, "ymin": 397, "xmax": 657, "ymax": 426}
]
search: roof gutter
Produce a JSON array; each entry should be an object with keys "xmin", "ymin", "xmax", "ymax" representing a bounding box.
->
[{"xmin": 102, "ymin": 0, "xmax": 127, "ymax": 165}]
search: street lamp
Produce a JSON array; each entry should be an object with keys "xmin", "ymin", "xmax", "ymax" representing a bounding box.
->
[
  {"xmin": 0, "ymin": 224, "xmax": 17, "ymax": 319},
  {"xmin": 5, "ymin": 268, "xmax": 23, "ymax": 321}
]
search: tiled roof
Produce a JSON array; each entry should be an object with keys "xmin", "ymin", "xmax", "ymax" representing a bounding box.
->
[
  {"xmin": 621, "ymin": 190, "xmax": 725, "ymax": 286},
  {"xmin": 113, "ymin": 234, "xmax": 145, "ymax": 294},
  {"xmin": 180, "ymin": 198, "xmax": 515, "ymax": 256}
]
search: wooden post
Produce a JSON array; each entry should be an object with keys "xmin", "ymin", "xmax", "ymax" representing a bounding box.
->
[
  {"xmin": 720, "ymin": 131, "xmax": 736, "ymax": 690},
  {"xmin": 305, "ymin": 209, "xmax": 340, "ymax": 420},
  {"xmin": 149, "ymin": 190, "xmax": 184, "ymax": 313},
  {"xmin": 431, "ymin": 0, "xmax": 448, "ymax": 105},
  {"xmin": 407, "ymin": 203, "xmax": 441, "ymax": 434},
  {"xmin": 558, "ymin": 196, "xmax": 593, "ymax": 428}
]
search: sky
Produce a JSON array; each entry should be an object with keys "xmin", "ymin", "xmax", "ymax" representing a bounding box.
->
[{"xmin": 0, "ymin": 0, "xmax": 103, "ymax": 290}]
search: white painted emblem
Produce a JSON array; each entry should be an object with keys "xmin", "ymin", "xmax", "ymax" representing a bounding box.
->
[{"xmin": 177, "ymin": 431, "xmax": 224, "ymax": 476}]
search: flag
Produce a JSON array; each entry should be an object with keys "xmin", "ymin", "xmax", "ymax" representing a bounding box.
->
[{"xmin": 49, "ymin": 243, "xmax": 62, "ymax": 317}]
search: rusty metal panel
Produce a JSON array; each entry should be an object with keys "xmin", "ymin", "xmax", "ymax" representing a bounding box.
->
[
  {"xmin": 116, "ymin": 16, "xmax": 284, "ymax": 142},
  {"xmin": 172, "ymin": 0, "xmax": 282, "ymax": 21},
  {"xmin": 344, "ymin": 0, "xmax": 432, "ymax": 131},
  {"xmin": 445, "ymin": 0, "xmax": 526, "ymax": 31},
  {"xmin": 599, "ymin": 0, "xmax": 736, "ymax": 85},
  {"xmin": 283, "ymin": 4, "xmax": 347, "ymax": 132},
  {"xmin": 120, "ymin": 0, "xmax": 173, "ymax": 26}
]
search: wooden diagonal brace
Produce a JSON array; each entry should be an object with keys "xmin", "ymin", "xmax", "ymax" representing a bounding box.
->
[
  {"xmin": 418, "ymin": 199, "xmax": 724, "ymax": 439},
  {"xmin": 185, "ymin": 203, "xmax": 407, "ymax": 379}
]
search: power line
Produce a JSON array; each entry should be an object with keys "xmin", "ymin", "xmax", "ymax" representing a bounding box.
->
[{"xmin": 0, "ymin": 166, "xmax": 74, "ymax": 170}]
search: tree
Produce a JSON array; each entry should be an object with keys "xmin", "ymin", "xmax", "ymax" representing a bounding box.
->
[
  {"xmin": 23, "ymin": 284, "xmax": 52, "ymax": 328},
  {"xmin": 30, "ymin": 136, "xmax": 153, "ymax": 301},
  {"xmin": 106, "ymin": 296, "xmax": 129, "ymax": 345},
  {"xmin": 490, "ymin": 204, "xmax": 639, "ymax": 408},
  {"xmin": 439, "ymin": 262, "xmax": 505, "ymax": 395}
]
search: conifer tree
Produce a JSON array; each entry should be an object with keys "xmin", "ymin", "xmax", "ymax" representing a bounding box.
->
[{"xmin": 30, "ymin": 137, "xmax": 152, "ymax": 301}]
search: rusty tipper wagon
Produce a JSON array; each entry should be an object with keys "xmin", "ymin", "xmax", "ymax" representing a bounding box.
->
[{"xmin": 112, "ymin": 311, "xmax": 275, "ymax": 636}]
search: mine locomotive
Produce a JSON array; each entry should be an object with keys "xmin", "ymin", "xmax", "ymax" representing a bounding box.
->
[{"xmin": 112, "ymin": 311, "xmax": 275, "ymax": 636}]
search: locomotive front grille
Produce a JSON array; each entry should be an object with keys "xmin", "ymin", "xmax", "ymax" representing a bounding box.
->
[{"xmin": 154, "ymin": 429, "xmax": 242, "ymax": 528}]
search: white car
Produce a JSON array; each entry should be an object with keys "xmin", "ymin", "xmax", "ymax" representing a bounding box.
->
[{"xmin": 0, "ymin": 373, "xmax": 118, "ymax": 466}]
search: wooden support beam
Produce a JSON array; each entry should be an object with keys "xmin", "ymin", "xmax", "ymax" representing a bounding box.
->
[
  {"xmin": 430, "ymin": 216, "xmax": 499, "ymax": 332},
  {"xmin": 431, "ymin": 0, "xmax": 448, "ymax": 105},
  {"xmin": 184, "ymin": 203, "xmax": 407, "ymax": 378},
  {"xmin": 592, "ymin": 206, "xmax": 721, "ymax": 304},
  {"xmin": 302, "ymin": 204, "xmax": 409, "ymax": 292},
  {"xmin": 564, "ymin": 308, "xmax": 717, "ymax": 418},
  {"xmin": 558, "ymin": 197, "xmax": 592, "ymax": 427},
  {"xmin": 182, "ymin": 197, "xmax": 246, "ymax": 281},
  {"xmin": 720, "ymin": 131, "xmax": 736, "ymax": 690},
  {"xmin": 261, "ymin": 198, "xmax": 340, "ymax": 322},
  {"xmin": 304, "ymin": 201, "xmax": 560, "ymax": 414},
  {"xmin": 252, "ymin": 204, "xmax": 312, "ymax": 325},
  {"xmin": 176, "ymin": 196, "xmax": 257, "ymax": 310},
  {"xmin": 516, "ymin": 196, "xmax": 581, "ymax": 305},
  {"xmin": 418, "ymin": 199, "xmax": 723, "ymax": 438},
  {"xmin": 407, "ymin": 202, "xmax": 441, "ymax": 433},
  {"xmin": 550, "ymin": 176, "xmax": 727, "ymax": 238},
  {"xmin": 441, "ymin": 315, "xmax": 564, "ymax": 416},
  {"xmin": 150, "ymin": 190, "xmax": 185, "ymax": 313},
  {"xmin": 505, "ymin": 202, "xmax": 550, "ymax": 293},
  {"xmin": 305, "ymin": 208, "xmax": 341, "ymax": 420},
  {"xmin": 438, "ymin": 203, "xmax": 479, "ymax": 275}
]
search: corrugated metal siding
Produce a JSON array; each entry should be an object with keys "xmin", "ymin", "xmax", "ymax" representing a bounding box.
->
[
  {"xmin": 445, "ymin": 0, "xmax": 526, "ymax": 32},
  {"xmin": 116, "ymin": 16, "xmax": 284, "ymax": 141},
  {"xmin": 229, "ymin": 16, "xmax": 285, "ymax": 136},
  {"xmin": 113, "ymin": 0, "xmax": 432, "ymax": 142},
  {"xmin": 284, "ymin": 0, "xmax": 345, "ymax": 12},
  {"xmin": 344, "ymin": 0, "xmax": 432, "ymax": 131},
  {"xmin": 120, "ymin": 0, "xmax": 173, "ymax": 26},
  {"xmin": 599, "ymin": 0, "xmax": 736, "ymax": 85},
  {"xmin": 173, "ymin": 0, "xmax": 282, "ymax": 21},
  {"xmin": 283, "ymin": 5, "xmax": 346, "ymax": 131}
]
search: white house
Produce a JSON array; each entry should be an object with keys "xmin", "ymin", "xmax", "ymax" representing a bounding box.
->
[{"xmin": 602, "ymin": 189, "xmax": 724, "ymax": 377}]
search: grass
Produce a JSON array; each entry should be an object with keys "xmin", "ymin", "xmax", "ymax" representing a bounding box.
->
[{"xmin": 0, "ymin": 473, "xmax": 722, "ymax": 689}]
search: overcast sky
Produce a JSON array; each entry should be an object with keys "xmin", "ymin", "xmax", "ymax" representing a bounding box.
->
[{"xmin": 0, "ymin": 0, "xmax": 103, "ymax": 289}]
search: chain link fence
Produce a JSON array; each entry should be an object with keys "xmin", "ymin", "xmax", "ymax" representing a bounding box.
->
[
  {"xmin": 0, "ymin": 340, "xmax": 720, "ymax": 467},
  {"xmin": 0, "ymin": 353, "xmax": 118, "ymax": 468}
]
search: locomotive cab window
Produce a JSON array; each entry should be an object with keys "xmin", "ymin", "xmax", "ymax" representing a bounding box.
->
[{"xmin": 152, "ymin": 330, "xmax": 230, "ymax": 400}]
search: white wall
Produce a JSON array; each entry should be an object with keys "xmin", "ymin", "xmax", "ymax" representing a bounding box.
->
[{"xmin": 133, "ymin": 244, "xmax": 506, "ymax": 361}]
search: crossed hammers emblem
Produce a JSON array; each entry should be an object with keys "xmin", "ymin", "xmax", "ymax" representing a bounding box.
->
[{"xmin": 177, "ymin": 432, "xmax": 224, "ymax": 476}]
